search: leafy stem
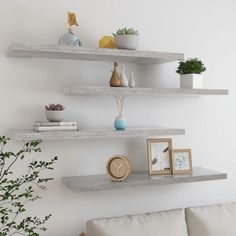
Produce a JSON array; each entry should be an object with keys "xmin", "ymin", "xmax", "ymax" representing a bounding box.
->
[{"xmin": 0, "ymin": 136, "xmax": 58, "ymax": 236}]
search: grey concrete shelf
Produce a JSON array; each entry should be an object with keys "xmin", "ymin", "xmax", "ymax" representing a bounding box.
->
[
  {"xmin": 62, "ymin": 167, "xmax": 227, "ymax": 193},
  {"xmin": 63, "ymin": 86, "xmax": 229, "ymax": 96},
  {"xmin": 7, "ymin": 127, "xmax": 185, "ymax": 141},
  {"xmin": 6, "ymin": 43, "xmax": 184, "ymax": 64}
]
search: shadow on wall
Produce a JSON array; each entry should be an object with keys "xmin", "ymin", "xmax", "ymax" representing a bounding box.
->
[{"xmin": 138, "ymin": 63, "xmax": 179, "ymax": 88}]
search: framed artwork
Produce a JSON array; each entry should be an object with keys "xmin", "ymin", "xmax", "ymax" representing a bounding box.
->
[
  {"xmin": 147, "ymin": 139, "xmax": 172, "ymax": 175},
  {"xmin": 172, "ymin": 149, "xmax": 192, "ymax": 174}
]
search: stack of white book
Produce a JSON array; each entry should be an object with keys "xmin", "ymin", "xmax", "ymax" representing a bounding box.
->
[{"xmin": 34, "ymin": 121, "xmax": 78, "ymax": 132}]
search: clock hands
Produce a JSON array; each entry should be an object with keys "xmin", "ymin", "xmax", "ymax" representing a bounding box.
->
[
  {"xmin": 112, "ymin": 161, "xmax": 123, "ymax": 169},
  {"xmin": 111, "ymin": 161, "xmax": 124, "ymax": 177}
]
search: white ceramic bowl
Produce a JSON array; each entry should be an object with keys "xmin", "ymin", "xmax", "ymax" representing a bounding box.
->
[
  {"xmin": 115, "ymin": 35, "xmax": 140, "ymax": 50},
  {"xmin": 45, "ymin": 110, "xmax": 64, "ymax": 122}
]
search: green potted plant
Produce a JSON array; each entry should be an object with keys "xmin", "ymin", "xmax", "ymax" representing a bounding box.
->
[
  {"xmin": 0, "ymin": 136, "xmax": 58, "ymax": 236},
  {"xmin": 176, "ymin": 58, "xmax": 206, "ymax": 89},
  {"xmin": 113, "ymin": 27, "xmax": 140, "ymax": 50},
  {"xmin": 45, "ymin": 103, "xmax": 65, "ymax": 122}
]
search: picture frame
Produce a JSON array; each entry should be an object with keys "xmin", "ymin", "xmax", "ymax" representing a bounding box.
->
[
  {"xmin": 172, "ymin": 149, "xmax": 192, "ymax": 174},
  {"xmin": 147, "ymin": 139, "xmax": 172, "ymax": 175}
]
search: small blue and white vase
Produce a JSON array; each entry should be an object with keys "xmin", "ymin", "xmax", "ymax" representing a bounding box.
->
[{"xmin": 114, "ymin": 115, "xmax": 127, "ymax": 130}]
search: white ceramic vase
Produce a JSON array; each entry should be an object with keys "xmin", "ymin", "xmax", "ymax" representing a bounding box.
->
[
  {"xmin": 120, "ymin": 66, "xmax": 129, "ymax": 87},
  {"xmin": 129, "ymin": 72, "xmax": 136, "ymax": 88},
  {"xmin": 115, "ymin": 35, "xmax": 139, "ymax": 50},
  {"xmin": 180, "ymin": 74, "xmax": 203, "ymax": 89},
  {"xmin": 45, "ymin": 110, "xmax": 65, "ymax": 122}
]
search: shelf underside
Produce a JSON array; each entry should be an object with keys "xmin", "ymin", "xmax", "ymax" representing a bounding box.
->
[
  {"xmin": 6, "ymin": 43, "xmax": 184, "ymax": 64},
  {"xmin": 62, "ymin": 167, "xmax": 227, "ymax": 193},
  {"xmin": 64, "ymin": 86, "xmax": 228, "ymax": 96},
  {"xmin": 7, "ymin": 127, "xmax": 185, "ymax": 141}
]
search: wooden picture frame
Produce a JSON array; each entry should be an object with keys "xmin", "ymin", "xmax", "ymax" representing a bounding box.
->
[
  {"xmin": 172, "ymin": 149, "xmax": 192, "ymax": 174},
  {"xmin": 147, "ymin": 139, "xmax": 172, "ymax": 175}
]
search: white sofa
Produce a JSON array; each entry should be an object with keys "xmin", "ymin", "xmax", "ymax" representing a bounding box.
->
[{"xmin": 81, "ymin": 202, "xmax": 236, "ymax": 236}]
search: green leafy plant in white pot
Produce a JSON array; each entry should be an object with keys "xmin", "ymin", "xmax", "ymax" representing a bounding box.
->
[
  {"xmin": 113, "ymin": 27, "xmax": 140, "ymax": 50},
  {"xmin": 176, "ymin": 58, "xmax": 206, "ymax": 89},
  {"xmin": 0, "ymin": 136, "xmax": 58, "ymax": 236}
]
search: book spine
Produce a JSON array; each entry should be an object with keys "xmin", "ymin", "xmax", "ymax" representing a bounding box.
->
[
  {"xmin": 34, "ymin": 126, "xmax": 78, "ymax": 132},
  {"xmin": 34, "ymin": 122, "xmax": 77, "ymax": 127}
]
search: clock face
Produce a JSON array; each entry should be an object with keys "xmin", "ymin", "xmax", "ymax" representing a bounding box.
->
[{"xmin": 106, "ymin": 156, "xmax": 130, "ymax": 181}]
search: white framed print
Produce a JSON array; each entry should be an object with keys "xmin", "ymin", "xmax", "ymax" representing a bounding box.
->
[
  {"xmin": 147, "ymin": 139, "xmax": 172, "ymax": 175},
  {"xmin": 172, "ymin": 149, "xmax": 192, "ymax": 174}
]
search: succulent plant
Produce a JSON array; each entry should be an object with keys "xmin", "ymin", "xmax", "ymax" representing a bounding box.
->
[
  {"xmin": 45, "ymin": 104, "xmax": 65, "ymax": 111},
  {"xmin": 176, "ymin": 58, "xmax": 206, "ymax": 75},
  {"xmin": 113, "ymin": 27, "xmax": 139, "ymax": 37}
]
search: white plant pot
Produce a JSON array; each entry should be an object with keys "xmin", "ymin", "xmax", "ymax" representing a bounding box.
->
[
  {"xmin": 180, "ymin": 74, "xmax": 203, "ymax": 89},
  {"xmin": 115, "ymin": 35, "xmax": 139, "ymax": 50},
  {"xmin": 45, "ymin": 110, "xmax": 64, "ymax": 122}
]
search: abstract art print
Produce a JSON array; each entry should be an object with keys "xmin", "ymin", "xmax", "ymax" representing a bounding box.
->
[
  {"xmin": 147, "ymin": 139, "xmax": 172, "ymax": 175},
  {"xmin": 172, "ymin": 149, "xmax": 192, "ymax": 174}
]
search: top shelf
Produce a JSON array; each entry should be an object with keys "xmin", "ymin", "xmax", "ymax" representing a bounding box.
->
[{"xmin": 6, "ymin": 43, "xmax": 184, "ymax": 64}]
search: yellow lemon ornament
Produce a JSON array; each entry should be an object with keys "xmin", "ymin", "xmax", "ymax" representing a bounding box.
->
[{"xmin": 99, "ymin": 36, "xmax": 115, "ymax": 49}]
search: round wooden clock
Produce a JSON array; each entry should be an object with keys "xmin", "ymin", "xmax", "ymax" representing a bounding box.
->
[{"xmin": 106, "ymin": 155, "xmax": 131, "ymax": 182}]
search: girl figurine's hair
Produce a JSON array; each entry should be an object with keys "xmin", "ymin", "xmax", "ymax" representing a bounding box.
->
[{"xmin": 67, "ymin": 12, "xmax": 79, "ymax": 27}]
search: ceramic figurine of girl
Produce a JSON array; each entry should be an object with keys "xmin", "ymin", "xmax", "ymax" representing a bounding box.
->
[{"xmin": 59, "ymin": 12, "xmax": 82, "ymax": 47}]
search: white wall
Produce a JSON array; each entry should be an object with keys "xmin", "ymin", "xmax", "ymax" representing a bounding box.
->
[{"xmin": 0, "ymin": 0, "xmax": 235, "ymax": 235}]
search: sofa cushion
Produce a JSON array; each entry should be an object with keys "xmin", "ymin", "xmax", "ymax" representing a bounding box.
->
[
  {"xmin": 186, "ymin": 202, "xmax": 236, "ymax": 236},
  {"xmin": 87, "ymin": 208, "xmax": 188, "ymax": 236}
]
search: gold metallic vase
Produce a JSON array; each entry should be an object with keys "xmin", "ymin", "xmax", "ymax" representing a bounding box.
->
[{"xmin": 110, "ymin": 62, "xmax": 121, "ymax": 87}]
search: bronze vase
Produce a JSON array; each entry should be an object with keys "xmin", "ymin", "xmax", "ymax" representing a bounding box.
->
[{"xmin": 110, "ymin": 62, "xmax": 121, "ymax": 87}]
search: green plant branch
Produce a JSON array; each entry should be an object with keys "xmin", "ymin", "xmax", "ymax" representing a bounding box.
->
[
  {"xmin": 0, "ymin": 137, "xmax": 57, "ymax": 236},
  {"xmin": 0, "ymin": 155, "xmax": 19, "ymax": 182},
  {"xmin": 7, "ymin": 198, "xmax": 30, "ymax": 232},
  {"xmin": 9, "ymin": 230, "xmax": 25, "ymax": 236},
  {"xmin": 0, "ymin": 143, "xmax": 27, "ymax": 181},
  {"xmin": 0, "ymin": 158, "xmax": 6, "ymax": 180}
]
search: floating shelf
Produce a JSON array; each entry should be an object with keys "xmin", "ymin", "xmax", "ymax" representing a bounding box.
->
[
  {"xmin": 63, "ymin": 86, "xmax": 229, "ymax": 96},
  {"xmin": 7, "ymin": 127, "xmax": 185, "ymax": 141},
  {"xmin": 62, "ymin": 167, "xmax": 227, "ymax": 193},
  {"xmin": 6, "ymin": 43, "xmax": 184, "ymax": 64}
]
